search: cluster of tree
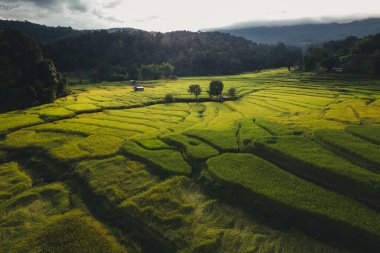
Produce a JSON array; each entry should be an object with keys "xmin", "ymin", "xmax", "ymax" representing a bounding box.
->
[
  {"xmin": 188, "ymin": 81, "xmax": 235, "ymax": 100},
  {"xmin": 0, "ymin": 29, "xmax": 69, "ymax": 112},
  {"xmin": 137, "ymin": 63, "xmax": 174, "ymax": 80},
  {"xmin": 0, "ymin": 20, "xmax": 81, "ymax": 44},
  {"xmin": 42, "ymin": 30, "xmax": 302, "ymax": 81},
  {"xmin": 303, "ymin": 33, "xmax": 380, "ymax": 75}
]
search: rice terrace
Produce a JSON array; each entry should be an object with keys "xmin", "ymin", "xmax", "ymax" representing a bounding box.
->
[{"xmin": 1, "ymin": 67, "xmax": 380, "ymax": 252}]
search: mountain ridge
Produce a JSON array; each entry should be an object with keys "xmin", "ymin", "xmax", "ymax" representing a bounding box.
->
[{"xmin": 213, "ymin": 18, "xmax": 380, "ymax": 47}]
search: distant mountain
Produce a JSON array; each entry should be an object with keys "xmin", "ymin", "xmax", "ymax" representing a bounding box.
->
[
  {"xmin": 106, "ymin": 27, "xmax": 141, "ymax": 33},
  {"xmin": 215, "ymin": 18, "xmax": 380, "ymax": 47},
  {"xmin": 0, "ymin": 20, "xmax": 82, "ymax": 44}
]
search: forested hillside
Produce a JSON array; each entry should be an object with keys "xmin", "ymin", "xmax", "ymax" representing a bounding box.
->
[
  {"xmin": 43, "ymin": 30, "xmax": 302, "ymax": 80},
  {"xmin": 0, "ymin": 20, "xmax": 81, "ymax": 44},
  {"xmin": 0, "ymin": 29, "xmax": 69, "ymax": 112},
  {"xmin": 303, "ymin": 33, "xmax": 380, "ymax": 75}
]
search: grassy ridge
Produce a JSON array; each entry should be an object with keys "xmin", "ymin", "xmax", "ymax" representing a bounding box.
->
[
  {"xmin": 314, "ymin": 129, "xmax": 380, "ymax": 171},
  {"xmin": 122, "ymin": 141, "xmax": 192, "ymax": 176},
  {"xmin": 0, "ymin": 162, "xmax": 32, "ymax": 203},
  {"xmin": 13, "ymin": 210, "xmax": 128, "ymax": 253},
  {"xmin": 255, "ymin": 118, "xmax": 299, "ymax": 136},
  {"xmin": 206, "ymin": 153, "xmax": 380, "ymax": 252},
  {"xmin": 185, "ymin": 129, "xmax": 238, "ymax": 151},
  {"xmin": 163, "ymin": 134, "xmax": 219, "ymax": 160},
  {"xmin": 0, "ymin": 182, "xmax": 70, "ymax": 252},
  {"xmin": 254, "ymin": 136, "xmax": 380, "ymax": 209},
  {"xmin": 238, "ymin": 118, "xmax": 271, "ymax": 150},
  {"xmin": 137, "ymin": 139, "xmax": 175, "ymax": 150},
  {"xmin": 346, "ymin": 125, "xmax": 380, "ymax": 144},
  {"xmin": 75, "ymin": 156, "xmax": 156, "ymax": 204}
]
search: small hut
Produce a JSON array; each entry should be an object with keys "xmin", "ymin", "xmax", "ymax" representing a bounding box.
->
[{"xmin": 134, "ymin": 86, "xmax": 144, "ymax": 91}]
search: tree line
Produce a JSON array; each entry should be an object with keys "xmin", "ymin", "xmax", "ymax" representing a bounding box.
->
[
  {"xmin": 42, "ymin": 30, "xmax": 302, "ymax": 81},
  {"xmin": 302, "ymin": 33, "xmax": 380, "ymax": 75},
  {"xmin": 0, "ymin": 29, "xmax": 69, "ymax": 112}
]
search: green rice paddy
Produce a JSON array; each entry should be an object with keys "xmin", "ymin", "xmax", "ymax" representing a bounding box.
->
[{"xmin": 1, "ymin": 68, "xmax": 380, "ymax": 252}]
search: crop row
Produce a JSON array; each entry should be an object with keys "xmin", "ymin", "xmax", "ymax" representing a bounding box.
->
[
  {"xmin": 253, "ymin": 135, "xmax": 380, "ymax": 209},
  {"xmin": 314, "ymin": 129, "xmax": 380, "ymax": 172},
  {"xmin": 206, "ymin": 153, "xmax": 380, "ymax": 252}
]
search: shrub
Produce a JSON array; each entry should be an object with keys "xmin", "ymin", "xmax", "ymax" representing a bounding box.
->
[
  {"xmin": 228, "ymin": 88, "xmax": 237, "ymax": 97},
  {"xmin": 164, "ymin": 93, "xmax": 175, "ymax": 103}
]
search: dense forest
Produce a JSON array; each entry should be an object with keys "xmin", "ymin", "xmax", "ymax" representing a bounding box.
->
[
  {"xmin": 0, "ymin": 29, "xmax": 69, "ymax": 112},
  {"xmin": 43, "ymin": 30, "xmax": 302, "ymax": 80},
  {"xmin": 0, "ymin": 20, "xmax": 81, "ymax": 44},
  {"xmin": 303, "ymin": 33, "xmax": 380, "ymax": 75}
]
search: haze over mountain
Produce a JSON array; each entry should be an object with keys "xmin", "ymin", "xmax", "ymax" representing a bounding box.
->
[{"xmin": 213, "ymin": 18, "xmax": 380, "ymax": 47}]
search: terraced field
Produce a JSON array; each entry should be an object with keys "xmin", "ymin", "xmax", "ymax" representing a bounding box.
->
[{"xmin": 1, "ymin": 68, "xmax": 380, "ymax": 252}]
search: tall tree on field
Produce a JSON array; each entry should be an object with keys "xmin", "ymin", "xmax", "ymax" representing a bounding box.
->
[
  {"xmin": 209, "ymin": 81, "xmax": 224, "ymax": 99},
  {"xmin": 188, "ymin": 84, "xmax": 202, "ymax": 100}
]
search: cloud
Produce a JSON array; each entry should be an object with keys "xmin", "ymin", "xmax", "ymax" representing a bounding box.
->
[
  {"xmin": 208, "ymin": 14, "xmax": 380, "ymax": 30},
  {"xmin": 0, "ymin": 0, "xmax": 88, "ymax": 12},
  {"xmin": 0, "ymin": 4, "xmax": 21, "ymax": 10},
  {"xmin": 92, "ymin": 9, "xmax": 124, "ymax": 23},
  {"xmin": 103, "ymin": 0, "xmax": 122, "ymax": 9},
  {"xmin": 134, "ymin": 15, "xmax": 159, "ymax": 23}
]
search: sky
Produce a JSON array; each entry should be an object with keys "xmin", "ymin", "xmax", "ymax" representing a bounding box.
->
[{"xmin": 0, "ymin": 0, "xmax": 380, "ymax": 31}]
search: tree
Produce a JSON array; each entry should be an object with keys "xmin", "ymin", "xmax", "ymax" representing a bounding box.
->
[
  {"xmin": 228, "ymin": 88, "xmax": 237, "ymax": 98},
  {"xmin": 0, "ymin": 29, "xmax": 68, "ymax": 112},
  {"xmin": 320, "ymin": 56, "xmax": 336, "ymax": 71},
  {"xmin": 138, "ymin": 63, "xmax": 175, "ymax": 80},
  {"xmin": 188, "ymin": 84, "xmax": 202, "ymax": 100},
  {"xmin": 209, "ymin": 81, "xmax": 224, "ymax": 98},
  {"xmin": 160, "ymin": 63, "xmax": 175, "ymax": 78}
]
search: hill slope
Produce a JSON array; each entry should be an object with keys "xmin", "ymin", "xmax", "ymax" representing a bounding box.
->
[
  {"xmin": 0, "ymin": 20, "xmax": 82, "ymax": 44},
  {"xmin": 216, "ymin": 18, "xmax": 380, "ymax": 47}
]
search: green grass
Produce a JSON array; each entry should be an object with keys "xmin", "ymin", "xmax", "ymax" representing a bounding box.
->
[
  {"xmin": 238, "ymin": 118, "xmax": 271, "ymax": 150},
  {"xmin": 13, "ymin": 210, "xmax": 128, "ymax": 253},
  {"xmin": 254, "ymin": 136, "xmax": 380, "ymax": 209},
  {"xmin": 206, "ymin": 153, "xmax": 380, "ymax": 251},
  {"xmin": 163, "ymin": 134, "xmax": 219, "ymax": 160},
  {"xmin": 122, "ymin": 141, "xmax": 192, "ymax": 175},
  {"xmin": 75, "ymin": 156, "xmax": 156, "ymax": 204},
  {"xmin": 314, "ymin": 129, "xmax": 380, "ymax": 171},
  {"xmin": 120, "ymin": 176, "xmax": 221, "ymax": 251},
  {"xmin": 137, "ymin": 139, "xmax": 175, "ymax": 150},
  {"xmin": 255, "ymin": 118, "xmax": 299, "ymax": 136},
  {"xmin": 0, "ymin": 162, "xmax": 32, "ymax": 204},
  {"xmin": 346, "ymin": 125, "xmax": 380, "ymax": 144},
  {"xmin": 1, "ymin": 68, "xmax": 380, "ymax": 252},
  {"xmin": 0, "ymin": 183, "xmax": 70, "ymax": 252},
  {"xmin": 185, "ymin": 129, "xmax": 238, "ymax": 151}
]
